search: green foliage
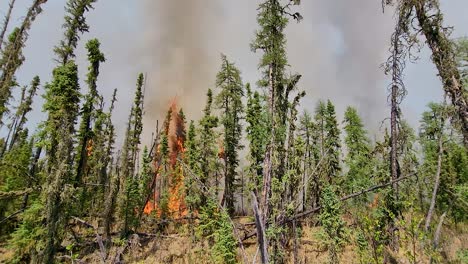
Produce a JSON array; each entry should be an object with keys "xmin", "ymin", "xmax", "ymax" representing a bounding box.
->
[
  {"xmin": 215, "ymin": 54, "xmax": 244, "ymax": 215},
  {"xmin": 54, "ymin": 0, "xmax": 97, "ymax": 64},
  {"xmin": 184, "ymin": 121, "xmax": 202, "ymax": 212},
  {"xmin": 245, "ymin": 84, "xmax": 268, "ymax": 191},
  {"xmin": 199, "ymin": 89, "xmax": 219, "ymax": 199},
  {"xmin": 324, "ymin": 100, "xmax": 341, "ymax": 185},
  {"xmin": 8, "ymin": 201, "xmax": 45, "ymax": 263},
  {"xmin": 0, "ymin": 131, "xmax": 32, "ymax": 235},
  {"xmin": 343, "ymin": 106, "xmax": 372, "ymax": 194},
  {"xmin": 197, "ymin": 199, "xmax": 237, "ymax": 264},
  {"xmin": 319, "ymin": 186, "xmax": 347, "ymax": 264}
]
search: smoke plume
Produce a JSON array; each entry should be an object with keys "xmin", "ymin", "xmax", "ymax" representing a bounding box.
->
[{"xmin": 139, "ymin": 0, "xmax": 394, "ymax": 137}]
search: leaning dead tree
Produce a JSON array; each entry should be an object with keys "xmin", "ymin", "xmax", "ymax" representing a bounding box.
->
[
  {"xmin": 382, "ymin": 0, "xmax": 415, "ymax": 254},
  {"xmin": 384, "ymin": 0, "xmax": 468, "ymax": 146}
]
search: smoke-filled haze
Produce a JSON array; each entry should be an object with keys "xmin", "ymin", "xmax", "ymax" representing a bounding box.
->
[{"xmin": 3, "ymin": 0, "xmax": 468, "ymax": 143}]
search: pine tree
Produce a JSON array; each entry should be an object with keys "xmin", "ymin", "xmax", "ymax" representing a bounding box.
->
[
  {"xmin": 42, "ymin": 60, "xmax": 81, "ymax": 263},
  {"xmin": 343, "ymin": 106, "xmax": 371, "ymax": 193},
  {"xmin": 319, "ymin": 186, "xmax": 347, "ymax": 264},
  {"xmin": 39, "ymin": 0, "xmax": 97, "ymax": 260},
  {"xmin": 245, "ymin": 84, "xmax": 268, "ymax": 192},
  {"xmin": 324, "ymin": 100, "xmax": 341, "ymax": 185},
  {"xmin": 251, "ymin": 1, "xmax": 302, "ymax": 260},
  {"xmin": 199, "ymin": 89, "xmax": 219, "ymax": 201},
  {"xmin": 0, "ymin": 0, "xmax": 46, "ymax": 123},
  {"xmin": 54, "ymin": 0, "xmax": 97, "ymax": 65},
  {"xmin": 119, "ymin": 73, "xmax": 145, "ymax": 236},
  {"xmin": 75, "ymin": 38, "xmax": 105, "ymax": 186},
  {"xmin": 215, "ymin": 54, "xmax": 244, "ymax": 215}
]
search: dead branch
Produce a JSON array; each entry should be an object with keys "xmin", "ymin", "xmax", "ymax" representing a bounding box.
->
[{"xmin": 243, "ymin": 173, "xmax": 417, "ymax": 241}]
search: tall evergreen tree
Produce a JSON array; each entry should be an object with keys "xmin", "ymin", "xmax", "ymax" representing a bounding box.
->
[
  {"xmin": 54, "ymin": 0, "xmax": 97, "ymax": 65},
  {"xmin": 119, "ymin": 74, "xmax": 145, "ymax": 236},
  {"xmin": 0, "ymin": 76, "xmax": 39, "ymax": 158},
  {"xmin": 251, "ymin": 1, "xmax": 302, "ymax": 261},
  {"xmin": 0, "ymin": 0, "xmax": 46, "ymax": 123},
  {"xmin": 245, "ymin": 84, "xmax": 268, "ymax": 192},
  {"xmin": 324, "ymin": 100, "xmax": 341, "ymax": 185},
  {"xmin": 343, "ymin": 106, "xmax": 371, "ymax": 193},
  {"xmin": 215, "ymin": 54, "xmax": 244, "ymax": 215},
  {"xmin": 199, "ymin": 89, "xmax": 219, "ymax": 201},
  {"xmin": 75, "ymin": 38, "xmax": 105, "ymax": 186},
  {"xmin": 40, "ymin": 0, "xmax": 97, "ymax": 261}
]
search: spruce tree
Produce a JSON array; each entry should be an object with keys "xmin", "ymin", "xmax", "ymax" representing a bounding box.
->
[
  {"xmin": 251, "ymin": 1, "xmax": 302, "ymax": 260},
  {"xmin": 42, "ymin": 60, "xmax": 81, "ymax": 263},
  {"xmin": 343, "ymin": 106, "xmax": 371, "ymax": 193},
  {"xmin": 7, "ymin": 76, "xmax": 40, "ymax": 152},
  {"xmin": 0, "ymin": 0, "xmax": 46, "ymax": 122},
  {"xmin": 215, "ymin": 54, "xmax": 244, "ymax": 215},
  {"xmin": 199, "ymin": 89, "xmax": 219, "ymax": 201},
  {"xmin": 75, "ymin": 38, "xmax": 105, "ymax": 186},
  {"xmin": 245, "ymin": 84, "xmax": 268, "ymax": 192},
  {"xmin": 324, "ymin": 100, "xmax": 341, "ymax": 185},
  {"xmin": 40, "ymin": 0, "xmax": 97, "ymax": 260},
  {"xmin": 298, "ymin": 110, "xmax": 315, "ymax": 209},
  {"xmin": 54, "ymin": 0, "xmax": 97, "ymax": 65},
  {"xmin": 118, "ymin": 74, "xmax": 144, "ymax": 236}
]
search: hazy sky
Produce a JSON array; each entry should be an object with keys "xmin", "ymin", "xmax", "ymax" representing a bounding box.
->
[{"xmin": 2, "ymin": 0, "xmax": 467, "ymax": 144}]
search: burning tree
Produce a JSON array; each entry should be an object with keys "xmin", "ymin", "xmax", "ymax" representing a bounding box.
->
[{"xmin": 144, "ymin": 100, "xmax": 188, "ymax": 219}]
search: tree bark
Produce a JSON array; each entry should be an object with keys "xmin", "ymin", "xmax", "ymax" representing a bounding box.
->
[
  {"xmin": 430, "ymin": 211, "xmax": 447, "ymax": 264},
  {"xmin": 252, "ymin": 192, "xmax": 269, "ymax": 264},
  {"xmin": 425, "ymin": 134, "xmax": 444, "ymax": 231}
]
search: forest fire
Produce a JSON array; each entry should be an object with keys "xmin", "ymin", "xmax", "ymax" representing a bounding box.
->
[{"xmin": 144, "ymin": 99, "xmax": 188, "ymax": 219}]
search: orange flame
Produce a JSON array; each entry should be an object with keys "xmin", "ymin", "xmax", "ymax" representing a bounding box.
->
[
  {"xmin": 86, "ymin": 139, "xmax": 94, "ymax": 157},
  {"xmin": 144, "ymin": 99, "xmax": 188, "ymax": 218}
]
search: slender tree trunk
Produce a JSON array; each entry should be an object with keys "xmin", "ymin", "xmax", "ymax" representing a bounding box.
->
[
  {"xmin": 0, "ymin": 0, "xmax": 16, "ymax": 50},
  {"xmin": 22, "ymin": 146, "xmax": 41, "ymax": 210},
  {"xmin": 425, "ymin": 134, "xmax": 444, "ymax": 231},
  {"xmin": 430, "ymin": 211, "xmax": 447, "ymax": 264},
  {"xmin": 252, "ymin": 192, "xmax": 269, "ymax": 264},
  {"xmin": 414, "ymin": 1, "xmax": 468, "ymax": 147},
  {"xmin": 103, "ymin": 167, "xmax": 120, "ymax": 241}
]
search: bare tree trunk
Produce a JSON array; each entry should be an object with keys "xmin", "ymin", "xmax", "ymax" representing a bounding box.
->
[
  {"xmin": 389, "ymin": 22, "xmax": 401, "ymax": 254},
  {"xmin": 0, "ymin": 0, "xmax": 16, "ymax": 50},
  {"xmin": 252, "ymin": 192, "xmax": 269, "ymax": 264},
  {"xmin": 430, "ymin": 211, "xmax": 447, "ymax": 264},
  {"xmin": 425, "ymin": 134, "xmax": 444, "ymax": 232},
  {"xmin": 414, "ymin": 1, "xmax": 468, "ymax": 147}
]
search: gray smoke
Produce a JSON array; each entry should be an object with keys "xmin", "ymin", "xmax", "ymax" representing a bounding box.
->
[
  {"xmin": 140, "ymin": 0, "xmax": 224, "ymax": 136},
  {"xmin": 139, "ymin": 0, "xmax": 394, "ymax": 137}
]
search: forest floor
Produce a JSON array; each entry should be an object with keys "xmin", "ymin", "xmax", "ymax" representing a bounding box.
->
[
  {"xmin": 0, "ymin": 216, "xmax": 466, "ymax": 263},
  {"xmin": 81, "ymin": 216, "xmax": 467, "ymax": 264}
]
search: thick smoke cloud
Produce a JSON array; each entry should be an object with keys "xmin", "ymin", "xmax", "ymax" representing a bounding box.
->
[
  {"xmin": 140, "ymin": 0, "xmax": 224, "ymax": 136},
  {"xmin": 139, "ymin": 0, "xmax": 394, "ymax": 137}
]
